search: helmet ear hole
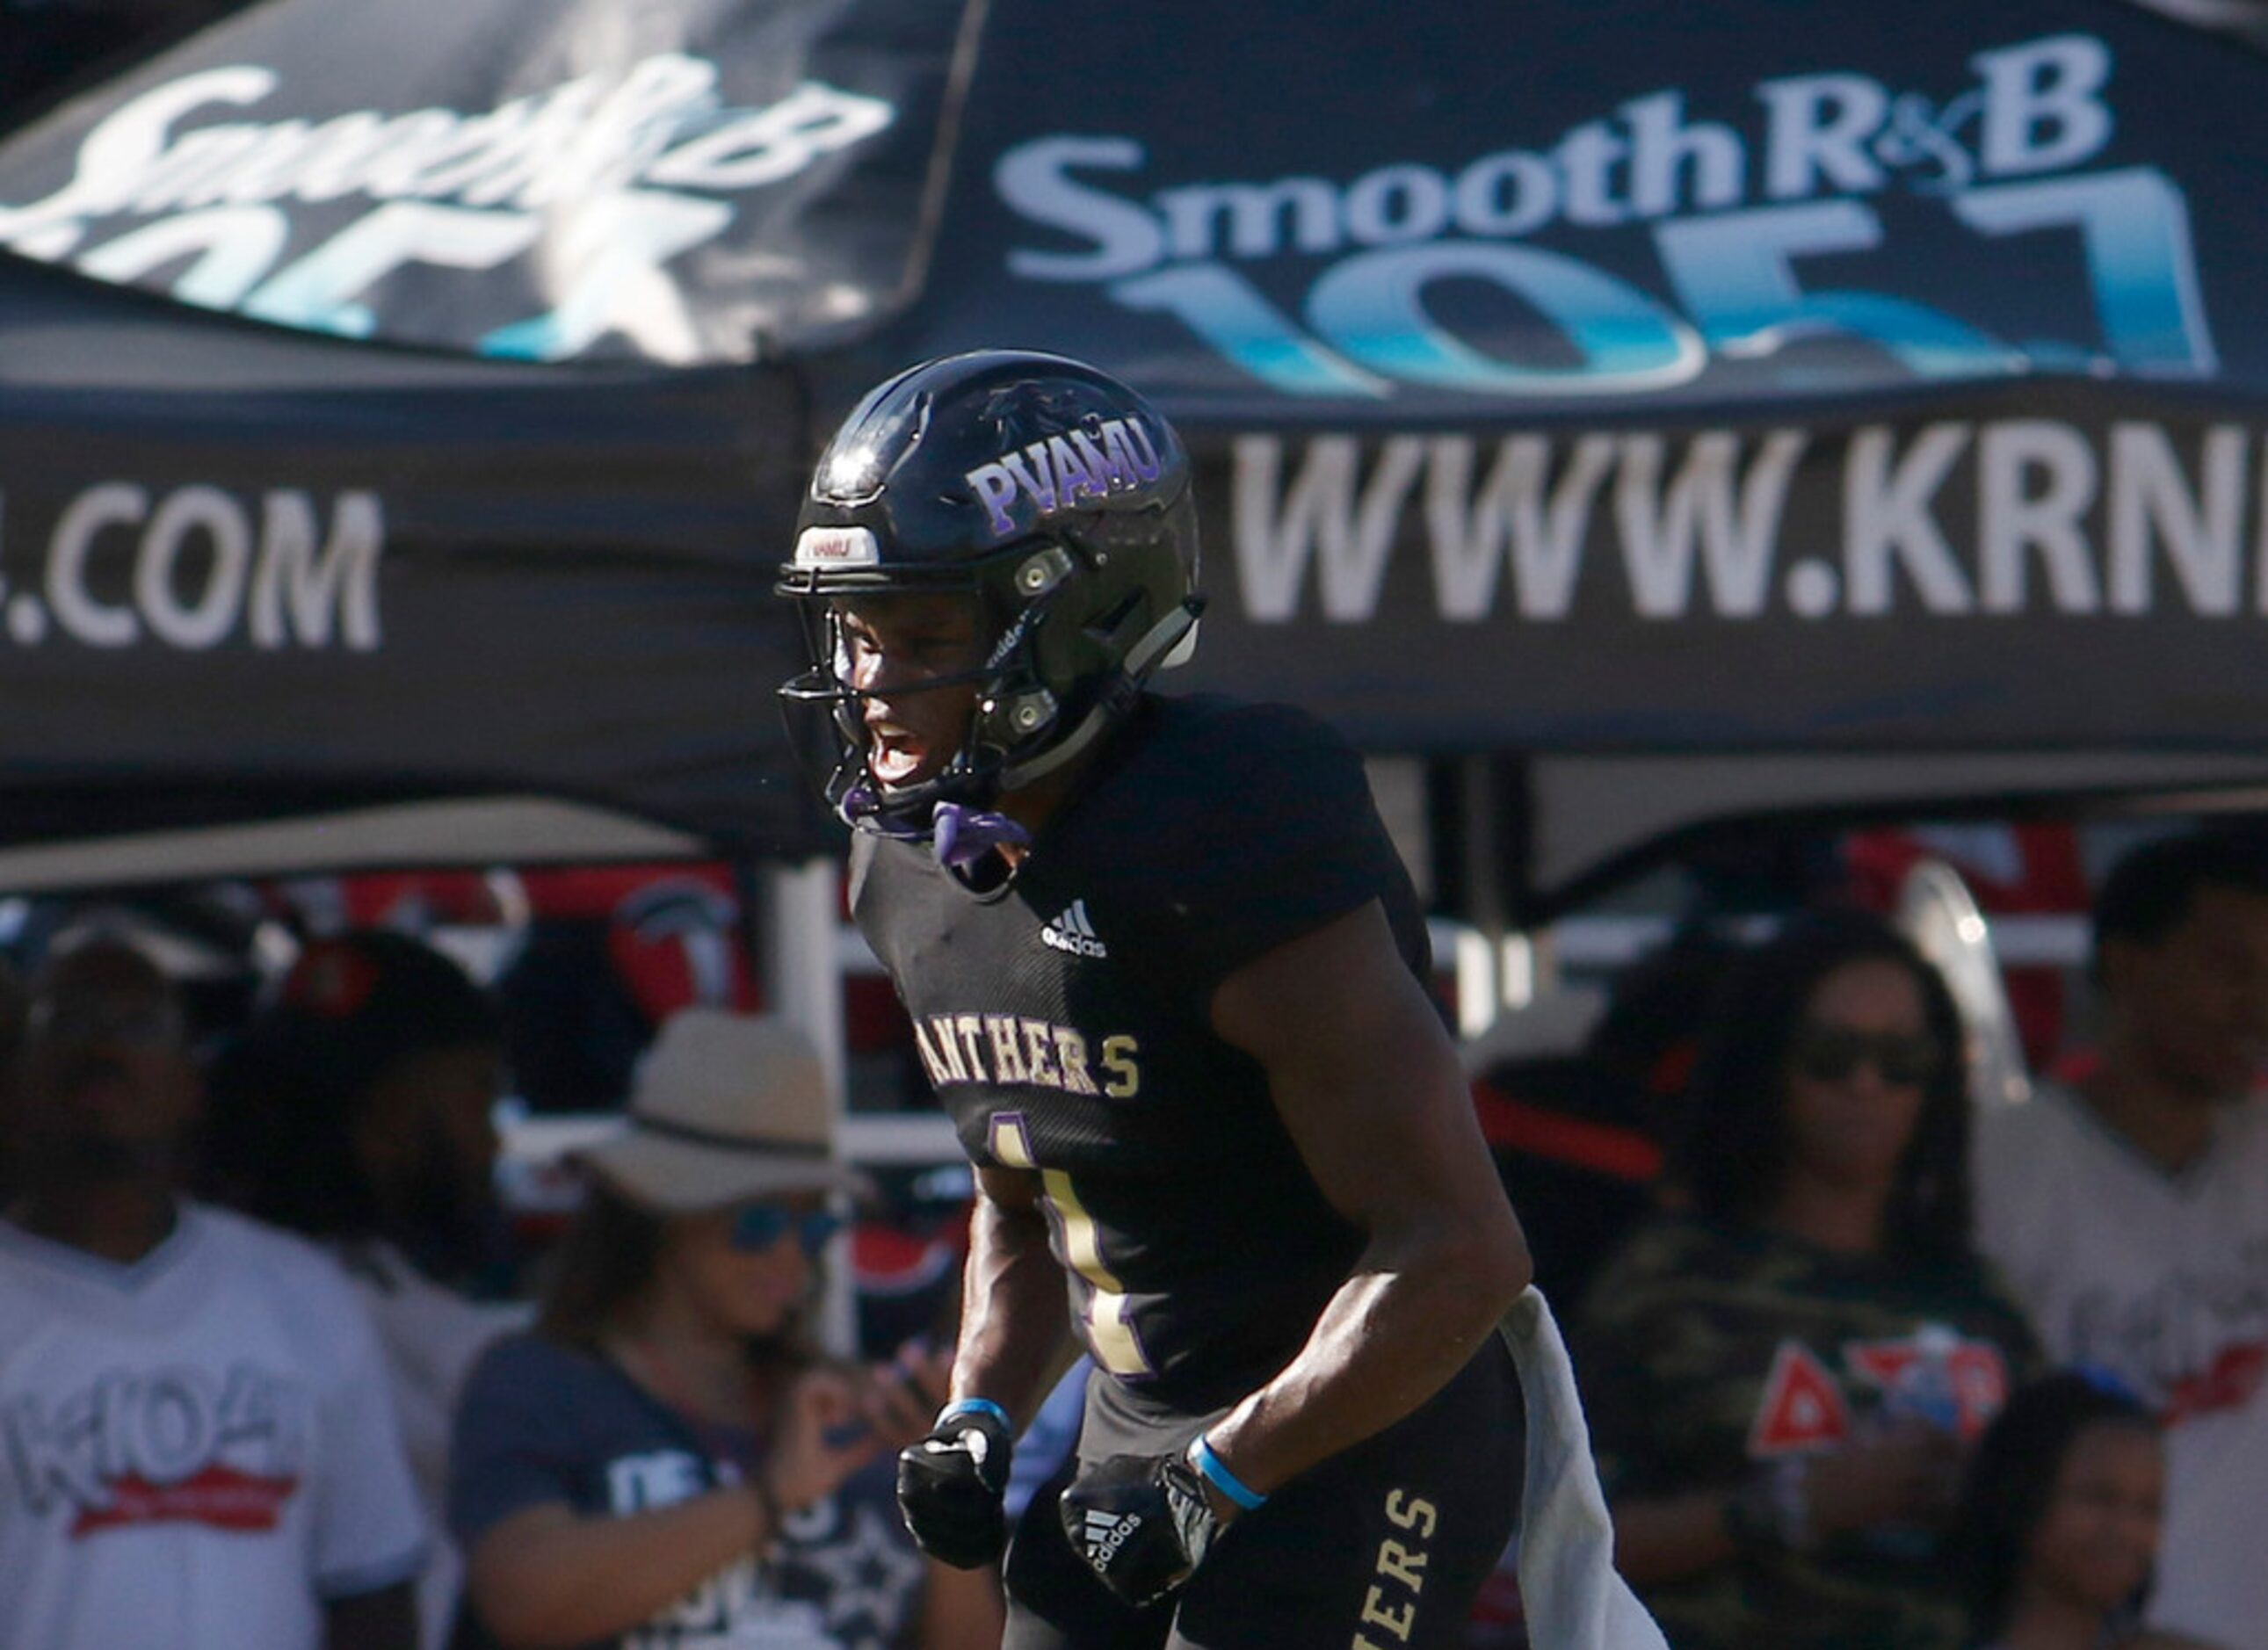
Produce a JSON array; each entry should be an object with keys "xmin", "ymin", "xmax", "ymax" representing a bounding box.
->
[{"xmin": 1084, "ymin": 588, "xmax": 1147, "ymax": 649}]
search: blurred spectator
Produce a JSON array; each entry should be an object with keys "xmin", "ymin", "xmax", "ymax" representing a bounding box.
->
[
  {"xmin": 1973, "ymin": 831, "xmax": 2268, "ymax": 1649},
  {"xmin": 1953, "ymin": 1370, "xmax": 2221, "ymax": 1650},
  {"xmin": 201, "ymin": 930, "xmax": 530, "ymax": 1650},
  {"xmin": 204, "ymin": 929, "xmax": 517, "ymax": 1291},
  {"xmin": 496, "ymin": 868, "xmax": 758, "ymax": 1113},
  {"xmin": 1843, "ymin": 823, "xmax": 2088, "ymax": 1077},
  {"xmin": 447, "ymin": 1009, "xmax": 1002, "ymax": 1650},
  {"xmin": 0, "ymin": 937, "xmax": 424, "ymax": 1649},
  {"xmin": 1470, "ymin": 930, "xmax": 1739, "ymax": 1306},
  {"xmin": 1573, "ymin": 912, "xmax": 2037, "ymax": 1650},
  {"xmin": 1586, "ymin": 924, "xmax": 1747, "ymax": 1140},
  {"xmin": 850, "ymin": 1162, "xmax": 973, "ymax": 1361}
]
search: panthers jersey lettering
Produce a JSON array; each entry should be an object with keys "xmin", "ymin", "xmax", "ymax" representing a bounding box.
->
[
  {"xmin": 851, "ymin": 696, "xmax": 1424, "ymax": 1409},
  {"xmin": 910, "ymin": 1015, "xmax": 1142, "ymax": 1098}
]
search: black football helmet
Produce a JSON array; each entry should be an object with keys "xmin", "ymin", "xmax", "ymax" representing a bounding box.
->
[{"xmin": 776, "ymin": 350, "xmax": 1203, "ymax": 830}]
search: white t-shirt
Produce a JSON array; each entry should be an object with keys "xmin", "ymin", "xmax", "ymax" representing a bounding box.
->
[
  {"xmin": 332, "ymin": 1239, "xmax": 529, "ymax": 1650},
  {"xmin": 1974, "ymin": 1083, "xmax": 2268, "ymax": 1649},
  {"xmin": 0, "ymin": 1202, "xmax": 429, "ymax": 1650}
]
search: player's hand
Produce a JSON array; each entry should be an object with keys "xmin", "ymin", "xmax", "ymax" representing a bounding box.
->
[
  {"xmin": 1060, "ymin": 1451, "xmax": 1220, "ymax": 1609},
  {"xmin": 896, "ymin": 1402, "xmax": 1014, "ymax": 1568}
]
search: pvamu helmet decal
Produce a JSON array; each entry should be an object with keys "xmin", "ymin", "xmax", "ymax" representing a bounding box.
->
[{"xmin": 776, "ymin": 350, "xmax": 1204, "ymax": 831}]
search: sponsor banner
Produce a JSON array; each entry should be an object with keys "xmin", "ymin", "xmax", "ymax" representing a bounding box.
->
[
  {"xmin": 869, "ymin": 0, "xmax": 2268, "ymax": 419},
  {"xmin": 0, "ymin": 0, "xmax": 967, "ymax": 361},
  {"xmin": 1176, "ymin": 383, "xmax": 2268, "ymax": 750},
  {"xmin": 0, "ymin": 481, "xmax": 381, "ymax": 655},
  {"xmin": 0, "ymin": 257, "xmax": 827, "ymax": 853}
]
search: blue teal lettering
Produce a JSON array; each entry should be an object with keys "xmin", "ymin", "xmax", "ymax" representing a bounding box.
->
[
  {"xmin": 1111, "ymin": 264, "xmax": 1390, "ymax": 398},
  {"xmin": 1656, "ymin": 200, "xmax": 2019, "ymax": 380},
  {"xmin": 1306, "ymin": 241, "xmax": 1702, "ymax": 392},
  {"xmin": 1952, "ymin": 169, "xmax": 2214, "ymax": 375}
]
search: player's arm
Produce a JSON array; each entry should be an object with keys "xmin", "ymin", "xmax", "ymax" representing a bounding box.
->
[
  {"xmin": 895, "ymin": 1162, "xmax": 1076, "ymax": 1570},
  {"xmin": 1199, "ymin": 898, "xmax": 1532, "ymax": 1505},
  {"xmin": 952, "ymin": 1163, "xmax": 1077, "ymax": 1424}
]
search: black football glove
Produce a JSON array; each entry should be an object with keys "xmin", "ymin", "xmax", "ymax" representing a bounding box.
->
[
  {"xmin": 896, "ymin": 1404, "xmax": 1014, "ymax": 1568},
  {"xmin": 1060, "ymin": 1450, "xmax": 1221, "ymax": 1609}
]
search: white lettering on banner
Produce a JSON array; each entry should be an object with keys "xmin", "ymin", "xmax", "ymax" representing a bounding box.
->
[
  {"xmin": 0, "ymin": 61, "xmax": 895, "ymax": 361},
  {"xmin": 1977, "ymin": 421, "xmax": 2100, "ymax": 613},
  {"xmin": 1003, "ymin": 36, "xmax": 2115, "ymax": 261},
  {"xmin": 0, "ymin": 482, "xmax": 383, "ymax": 651},
  {"xmin": 994, "ymin": 33, "xmax": 2221, "ymax": 398},
  {"xmin": 1228, "ymin": 420, "xmax": 2268, "ymax": 623},
  {"xmin": 1232, "ymin": 436, "xmax": 1424, "ymax": 622},
  {"xmin": 1423, "ymin": 435, "xmax": 1616, "ymax": 620},
  {"xmin": 2109, "ymin": 423, "xmax": 2246, "ymax": 616},
  {"xmin": 1845, "ymin": 424, "xmax": 1978, "ymax": 614},
  {"xmin": 1613, "ymin": 431, "xmax": 1808, "ymax": 618}
]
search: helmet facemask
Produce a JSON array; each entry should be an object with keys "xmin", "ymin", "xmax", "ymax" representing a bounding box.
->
[
  {"xmin": 779, "ymin": 530, "xmax": 1199, "ymax": 841},
  {"xmin": 779, "ymin": 575, "xmax": 1006, "ymax": 831}
]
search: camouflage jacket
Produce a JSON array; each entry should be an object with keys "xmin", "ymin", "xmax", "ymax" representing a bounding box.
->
[{"xmin": 1572, "ymin": 1214, "xmax": 2040, "ymax": 1650}]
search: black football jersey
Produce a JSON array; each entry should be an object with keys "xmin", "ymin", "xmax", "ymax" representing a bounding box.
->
[{"xmin": 851, "ymin": 694, "xmax": 1430, "ymax": 1414}]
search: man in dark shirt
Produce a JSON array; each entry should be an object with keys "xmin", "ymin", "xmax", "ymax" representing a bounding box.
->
[{"xmin": 776, "ymin": 350, "xmax": 1531, "ymax": 1648}]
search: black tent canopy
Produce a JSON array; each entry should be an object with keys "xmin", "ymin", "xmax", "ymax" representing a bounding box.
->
[
  {"xmin": 0, "ymin": 252, "xmax": 828, "ymax": 875},
  {"xmin": 2, "ymin": 0, "xmax": 2267, "ymax": 905}
]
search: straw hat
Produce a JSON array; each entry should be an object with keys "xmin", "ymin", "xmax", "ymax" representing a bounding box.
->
[{"xmin": 576, "ymin": 1010, "xmax": 873, "ymax": 1212}]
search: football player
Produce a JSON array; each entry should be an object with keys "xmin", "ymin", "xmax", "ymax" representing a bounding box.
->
[{"xmin": 778, "ymin": 351, "xmax": 1530, "ymax": 1647}]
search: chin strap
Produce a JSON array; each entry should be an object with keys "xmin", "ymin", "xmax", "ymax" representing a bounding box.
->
[{"xmin": 839, "ymin": 786, "xmax": 1032, "ymax": 870}]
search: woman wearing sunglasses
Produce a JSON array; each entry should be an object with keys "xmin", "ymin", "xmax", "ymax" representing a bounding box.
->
[
  {"xmin": 446, "ymin": 1010, "xmax": 1003, "ymax": 1650},
  {"xmin": 1572, "ymin": 912, "xmax": 2040, "ymax": 1650}
]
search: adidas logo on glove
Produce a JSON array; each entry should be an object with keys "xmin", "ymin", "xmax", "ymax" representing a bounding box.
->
[{"xmin": 1083, "ymin": 1508, "xmax": 1143, "ymax": 1565}]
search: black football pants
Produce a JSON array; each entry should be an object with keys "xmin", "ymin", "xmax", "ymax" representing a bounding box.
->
[{"xmin": 1001, "ymin": 1339, "xmax": 1522, "ymax": 1650}]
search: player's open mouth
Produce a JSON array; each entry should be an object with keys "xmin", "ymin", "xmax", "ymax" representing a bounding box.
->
[{"xmin": 867, "ymin": 724, "xmax": 931, "ymax": 787}]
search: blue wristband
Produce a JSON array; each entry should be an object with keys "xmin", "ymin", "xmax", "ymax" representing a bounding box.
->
[
  {"xmin": 1190, "ymin": 1433, "xmax": 1267, "ymax": 1511},
  {"xmin": 938, "ymin": 1397, "xmax": 1011, "ymax": 1430}
]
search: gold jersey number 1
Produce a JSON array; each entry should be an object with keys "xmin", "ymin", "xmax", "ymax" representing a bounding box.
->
[{"xmin": 988, "ymin": 1111, "xmax": 1154, "ymax": 1378}]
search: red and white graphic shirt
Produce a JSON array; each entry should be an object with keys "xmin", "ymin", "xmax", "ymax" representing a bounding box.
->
[
  {"xmin": 0, "ymin": 1203, "xmax": 427, "ymax": 1650},
  {"xmin": 1975, "ymin": 1085, "xmax": 2268, "ymax": 1650}
]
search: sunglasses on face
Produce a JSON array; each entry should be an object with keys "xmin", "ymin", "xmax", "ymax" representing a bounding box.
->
[
  {"xmin": 1786, "ymin": 1022, "xmax": 1942, "ymax": 1088},
  {"xmin": 728, "ymin": 1205, "xmax": 843, "ymax": 1257}
]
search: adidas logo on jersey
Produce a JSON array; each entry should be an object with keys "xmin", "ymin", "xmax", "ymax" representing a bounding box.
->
[
  {"xmin": 1083, "ymin": 1508, "xmax": 1142, "ymax": 1564},
  {"xmin": 1040, "ymin": 900, "xmax": 1108, "ymax": 958}
]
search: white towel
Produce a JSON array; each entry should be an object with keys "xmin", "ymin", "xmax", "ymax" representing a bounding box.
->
[{"xmin": 1498, "ymin": 1286, "xmax": 1670, "ymax": 1650}]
